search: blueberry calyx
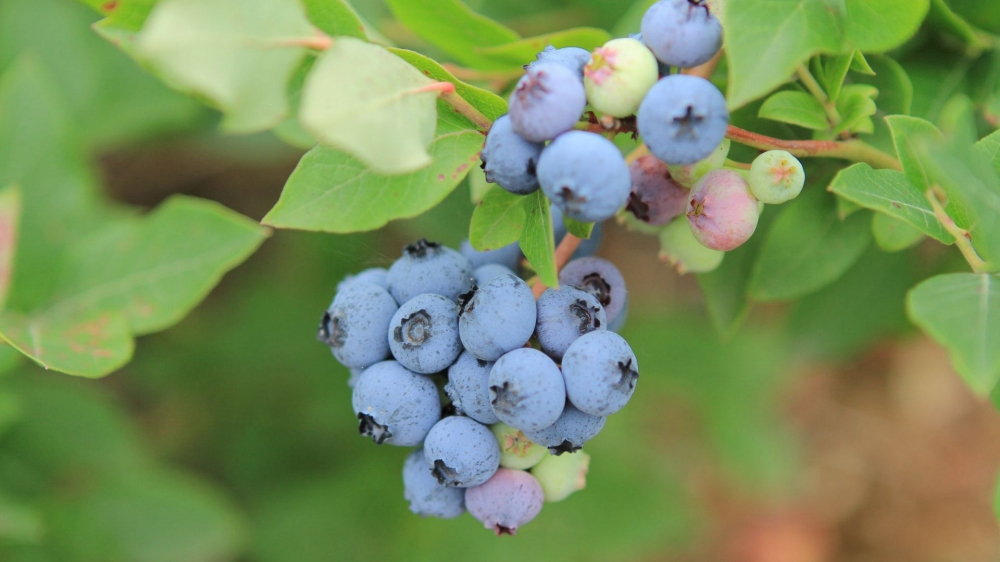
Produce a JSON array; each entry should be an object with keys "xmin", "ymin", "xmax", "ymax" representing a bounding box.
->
[
  {"xmin": 394, "ymin": 310, "xmax": 432, "ymax": 348},
  {"xmin": 490, "ymin": 382, "xmax": 520, "ymax": 415},
  {"xmin": 569, "ymin": 298, "xmax": 602, "ymax": 333},
  {"xmin": 616, "ymin": 358, "xmax": 639, "ymax": 391},
  {"xmin": 496, "ymin": 525, "xmax": 515, "ymax": 536},
  {"xmin": 404, "ymin": 238, "xmax": 441, "ymax": 259},
  {"xmin": 358, "ymin": 413, "xmax": 392, "ymax": 444},
  {"xmin": 432, "ymin": 459, "xmax": 462, "ymax": 486},
  {"xmin": 626, "ymin": 191, "xmax": 652, "ymax": 222},
  {"xmin": 458, "ymin": 287, "xmax": 479, "ymax": 315},
  {"xmin": 580, "ymin": 273, "xmax": 612, "ymax": 307},
  {"xmin": 318, "ymin": 311, "xmax": 347, "ymax": 348},
  {"xmin": 549, "ymin": 440, "xmax": 582, "ymax": 455},
  {"xmin": 673, "ymin": 105, "xmax": 705, "ymax": 140}
]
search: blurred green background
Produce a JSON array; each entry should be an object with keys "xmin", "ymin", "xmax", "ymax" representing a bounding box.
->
[{"xmin": 1, "ymin": 1, "xmax": 998, "ymax": 561}]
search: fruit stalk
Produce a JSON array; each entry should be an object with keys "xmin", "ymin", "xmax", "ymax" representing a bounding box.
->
[
  {"xmin": 531, "ymin": 234, "xmax": 583, "ymax": 298},
  {"xmin": 724, "ymin": 125, "xmax": 902, "ymax": 170}
]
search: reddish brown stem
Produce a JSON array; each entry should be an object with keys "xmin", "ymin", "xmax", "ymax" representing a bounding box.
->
[
  {"xmin": 531, "ymin": 234, "xmax": 582, "ymax": 298},
  {"xmin": 682, "ymin": 49, "xmax": 723, "ymax": 79}
]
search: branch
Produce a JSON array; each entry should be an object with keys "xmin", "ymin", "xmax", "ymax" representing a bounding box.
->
[
  {"xmin": 926, "ymin": 186, "xmax": 989, "ymax": 273},
  {"xmin": 531, "ymin": 234, "xmax": 582, "ymax": 298},
  {"xmin": 795, "ymin": 64, "xmax": 841, "ymax": 126},
  {"xmin": 725, "ymin": 125, "xmax": 902, "ymax": 170}
]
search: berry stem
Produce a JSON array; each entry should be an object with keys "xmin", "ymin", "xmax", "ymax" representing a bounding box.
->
[
  {"xmin": 725, "ymin": 125, "xmax": 902, "ymax": 170},
  {"xmin": 270, "ymin": 29, "xmax": 334, "ymax": 50},
  {"xmin": 682, "ymin": 50, "xmax": 723, "ymax": 80},
  {"xmin": 926, "ymin": 186, "xmax": 990, "ymax": 273},
  {"xmin": 531, "ymin": 234, "xmax": 583, "ymax": 298},
  {"xmin": 440, "ymin": 90, "xmax": 493, "ymax": 132},
  {"xmin": 795, "ymin": 64, "xmax": 841, "ymax": 127}
]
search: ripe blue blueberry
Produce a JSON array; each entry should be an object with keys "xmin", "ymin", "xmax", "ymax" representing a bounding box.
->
[
  {"xmin": 403, "ymin": 448, "xmax": 465, "ymax": 519},
  {"xmin": 523, "ymin": 404, "xmax": 606, "ymax": 455},
  {"xmin": 627, "ymin": 154, "xmax": 689, "ymax": 226},
  {"xmin": 527, "ymin": 45, "xmax": 591, "ymax": 78},
  {"xmin": 641, "ymin": 0, "xmax": 723, "ymax": 69},
  {"xmin": 388, "ymin": 294, "xmax": 463, "ymax": 375},
  {"xmin": 351, "ymin": 360, "xmax": 441, "ymax": 446},
  {"xmin": 318, "ymin": 282, "xmax": 397, "ymax": 369},
  {"xmin": 336, "ymin": 267, "xmax": 388, "ymax": 292},
  {"xmin": 535, "ymin": 286, "xmax": 607, "ymax": 361},
  {"xmin": 558, "ymin": 257, "xmax": 628, "ymax": 330},
  {"xmin": 460, "ymin": 238, "xmax": 521, "ymax": 271},
  {"xmin": 480, "ymin": 115, "xmax": 544, "ymax": 195},
  {"xmin": 488, "ymin": 348, "xmax": 566, "ymax": 432},
  {"xmin": 423, "ymin": 416, "xmax": 500, "ymax": 488},
  {"xmin": 473, "ymin": 263, "xmax": 517, "ymax": 286},
  {"xmin": 508, "ymin": 64, "xmax": 587, "ymax": 142},
  {"xmin": 445, "ymin": 351, "xmax": 499, "ymax": 425},
  {"xmin": 562, "ymin": 331, "xmax": 639, "ymax": 416},
  {"xmin": 537, "ymin": 131, "xmax": 631, "ymax": 223},
  {"xmin": 637, "ymin": 74, "xmax": 729, "ymax": 166},
  {"xmin": 465, "ymin": 468, "xmax": 545, "ymax": 535},
  {"xmin": 490, "ymin": 422, "xmax": 548, "ymax": 470},
  {"xmin": 386, "ymin": 239, "xmax": 474, "ymax": 304},
  {"xmin": 459, "ymin": 274, "xmax": 537, "ymax": 361}
]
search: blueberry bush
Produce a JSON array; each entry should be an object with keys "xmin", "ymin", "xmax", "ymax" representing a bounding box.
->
[{"xmin": 2, "ymin": 0, "xmax": 1000, "ymax": 558}]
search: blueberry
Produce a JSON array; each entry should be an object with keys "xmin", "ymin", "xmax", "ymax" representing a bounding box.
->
[
  {"xmin": 318, "ymin": 282, "xmax": 398, "ymax": 369},
  {"xmin": 488, "ymin": 348, "xmax": 566, "ymax": 432},
  {"xmin": 584, "ymin": 38, "xmax": 659, "ymax": 118},
  {"xmin": 659, "ymin": 217, "xmax": 724, "ymax": 274},
  {"xmin": 534, "ymin": 286, "xmax": 607, "ymax": 361},
  {"xmin": 459, "ymin": 274, "xmax": 536, "ymax": 361},
  {"xmin": 388, "ymin": 294, "xmax": 463, "ymax": 375},
  {"xmin": 508, "ymin": 64, "xmax": 587, "ymax": 142},
  {"xmin": 465, "ymin": 468, "xmax": 545, "ymax": 535},
  {"xmin": 473, "ymin": 263, "xmax": 517, "ymax": 286},
  {"xmin": 351, "ymin": 360, "xmax": 441, "ymax": 446},
  {"xmin": 552, "ymin": 205, "xmax": 603, "ymax": 258},
  {"xmin": 641, "ymin": 0, "xmax": 723, "ymax": 69},
  {"xmin": 460, "ymin": 238, "xmax": 521, "ymax": 271},
  {"xmin": 530, "ymin": 450, "xmax": 590, "ymax": 502},
  {"xmin": 490, "ymin": 422, "xmax": 548, "ymax": 470},
  {"xmin": 423, "ymin": 416, "xmax": 500, "ymax": 488},
  {"xmin": 558, "ymin": 257, "xmax": 627, "ymax": 329},
  {"xmin": 537, "ymin": 131, "xmax": 631, "ymax": 223},
  {"xmin": 608, "ymin": 295, "xmax": 629, "ymax": 333},
  {"xmin": 748, "ymin": 150, "xmax": 805, "ymax": 204},
  {"xmin": 523, "ymin": 404, "xmax": 606, "ymax": 455},
  {"xmin": 686, "ymin": 169, "xmax": 760, "ymax": 251},
  {"xmin": 445, "ymin": 351, "xmax": 499, "ymax": 425},
  {"xmin": 336, "ymin": 267, "xmax": 389, "ymax": 292},
  {"xmin": 480, "ymin": 115, "xmax": 544, "ymax": 195},
  {"xmin": 667, "ymin": 138, "xmax": 730, "ymax": 188},
  {"xmin": 562, "ymin": 331, "xmax": 639, "ymax": 416},
  {"xmin": 637, "ymin": 74, "xmax": 729, "ymax": 166},
  {"xmin": 629, "ymin": 32, "xmax": 672, "ymax": 77},
  {"xmin": 627, "ymin": 154, "xmax": 690, "ymax": 226},
  {"xmin": 403, "ymin": 448, "xmax": 465, "ymax": 518},
  {"xmin": 386, "ymin": 239, "xmax": 474, "ymax": 304},
  {"xmin": 527, "ymin": 45, "xmax": 591, "ymax": 78}
]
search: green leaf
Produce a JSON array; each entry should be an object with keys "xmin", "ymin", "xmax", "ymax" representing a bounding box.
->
[
  {"xmin": 136, "ymin": 0, "xmax": 313, "ymax": 133},
  {"xmin": 469, "ymin": 186, "xmax": 526, "ymax": 251},
  {"xmin": 977, "ymin": 129, "xmax": 1000, "ymax": 175},
  {"xmin": 384, "ymin": 0, "xmax": 520, "ymax": 70},
  {"xmin": 563, "ymin": 217, "xmax": 595, "ymax": 239},
  {"xmin": 390, "ymin": 48, "xmax": 507, "ymax": 122},
  {"xmin": 519, "ymin": 191, "xmax": 557, "ymax": 287},
  {"xmin": 927, "ymin": 0, "xmax": 994, "ymax": 53},
  {"xmin": 302, "ymin": 0, "xmax": 366, "ymax": 39},
  {"xmin": 853, "ymin": 55, "xmax": 912, "ymax": 115},
  {"xmin": 907, "ymin": 273, "xmax": 1000, "ymax": 395},
  {"xmin": 263, "ymin": 130, "xmax": 484, "ymax": 233},
  {"xmin": 850, "ymin": 51, "xmax": 876, "ymax": 75},
  {"xmin": 887, "ymin": 115, "xmax": 942, "ymax": 191},
  {"xmin": 0, "ymin": 186, "xmax": 21, "ymax": 311},
  {"xmin": 0, "ymin": 310, "xmax": 133, "ymax": 378},
  {"xmin": 828, "ymin": 163, "xmax": 952, "ymax": 242},
  {"xmin": 300, "ymin": 38, "xmax": 441, "ymax": 174},
  {"xmin": 820, "ymin": 53, "xmax": 854, "ymax": 102},
  {"xmin": 0, "ymin": 490, "xmax": 42, "ymax": 543},
  {"xmin": 872, "ymin": 212, "xmax": 925, "ymax": 252},
  {"xmin": 749, "ymin": 189, "xmax": 872, "ymax": 301},
  {"xmin": 833, "ymin": 84, "xmax": 878, "ymax": 135},
  {"xmin": 475, "ymin": 28, "xmax": 612, "ymax": 67},
  {"xmin": 725, "ymin": 0, "xmax": 930, "ymax": 109},
  {"xmin": 758, "ymin": 90, "xmax": 830, "ymax": 130}
]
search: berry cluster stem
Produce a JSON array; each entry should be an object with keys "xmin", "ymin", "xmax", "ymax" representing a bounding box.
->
[
  {"xmin": 441, "ymin": 90, "xmax": 493, "ymax": 132},
  {"xmin": 926, "ymin": 186, "xmax": 990, "ymax": 273},
  {"xmin": 531, "ymin": 234, "xmax": 583, "ymax": 298},
  {"xmin": 725, "ymin": 125, "xmax": 901, "ymax": 170},
  {"xmin": 795, "ymin": 64, "xmax": 841, "ymax": 127}
]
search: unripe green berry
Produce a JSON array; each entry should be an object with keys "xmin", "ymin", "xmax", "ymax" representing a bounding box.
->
[
  {"xmin": 748, "ymin": 150, "xmax": 805, "ymax": 204},
  {"xmin": 490, "ymin": 422, "xmax": 548, "ymax": 470},
  {"xmin": 668, "ymin": 139, "xmax": 730, "ymax": 188},
  {"xmin": 659, "ymin": 217, "xmax": 724, "ymax": 274},
  {"xmin": 531, "ymin": 450, "xmax": 590, "ymax": 502},
  {"xmin": 584, "ymin": 38, "xmax": 659, "ymax": 118}
]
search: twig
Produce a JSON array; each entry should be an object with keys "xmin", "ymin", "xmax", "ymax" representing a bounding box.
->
[
  {"xmin": 440, "ymin": 90, "xmax": 493, "ymax": 132},
  {"xmin": 926, "ymin": 186, "xmax": 989, "ymax": 273},
  {"xmin": 795, "ymin": 64, "xmax": 841, "ymax": 126},
  {"xmin": 725, "ymin": 125, "xmax": 902, "ymax": 170},
  {"xmin": 531, "ymin": 234, "xmax": 583, "ymax": 298}
]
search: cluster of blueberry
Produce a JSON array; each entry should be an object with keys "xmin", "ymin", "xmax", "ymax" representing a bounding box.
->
[
  {"xmin": 318, "ymin": 239, "xmax": 635, "ymax": 535},
  {"xmin": 482, "ymin": 0, "xmax": 806, "ymax": 274}
]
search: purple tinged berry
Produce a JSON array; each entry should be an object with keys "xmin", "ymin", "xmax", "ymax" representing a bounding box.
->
[
  {"xmin": 423, "ymin": 416, "xmax": 500, "ymax": 488},
  {"xmin": 584, "ymin": 38, "xmax": 659, "ymax": 118},
  {"xmin": 627, "ymin": 154, "xmax": 689, "ymax": 226},
  {"xmin": 459, "ymin": 274, "xmax": 537, "ymax": 361},
  {"xmin": 460, "ymin": 239, "xmax": 521, "ymax": 271},
  {"xmin": 465, "ymin": 468, "xmax": 545, "ymax": 535},
  {"xmin": 388, "ymin": 294, "xmax": 463, "ymax": 374},
  {"xmin": 641, "ymin": 0, "xmax": 723, "ymax": 69},
  {"xmin": 403, "ymin": 448, "xmax": 465, "ymax": 518},
  {"xmin": 480, "ymin": 115, "xmax": 544, "ymax": 195},
  {"xmin": 386, "ymin": 239, "xmax": 474, "ymax": 304},
  {"xmin": 748, "ymin": 150, "xmax": 805, "ymax": 204},
  {"xmin": 659, "ymin": 217, "xmax": 725, "ymax": 274},
  {"xmin": 537, "ymin": 131, "xmax": 631, "ymax": 223},
  {"xmin": 491, "ymin": 422, "xmax": 548, "ymax": 469},
  {"xmin": 523, "ymin": 404, "xmax": 606, "ymax": 455},
  {"xmin": 351, "ymin": 360, "xmax": 441, "ymax": 446},
  {"xmin": 319, "ymin": 282, "xmax": 397, "ymax": 369},
  {"xmin": 531, "ymin": 450, "xmax": 590, "ymax": 502},
  {"xmin": 668, "ymin": 138, "xmax": 730, "ymax": 188},
  {"xmin": 686, "ymin": 169, "xmax": 759, "ymax": 251},
  {"xmin": 637, "ymin": 74, "xmax": 729, "ymax": 166},
  {"xmin": 445, "ymin": 351, "xmax": 499, "ymax": 425},
  {"xmin": 558, "ymin": 257, "xmax": 627, "ymax": 330},
  {"xmin": 508, "ymin": 64, "xmax": 587, "ymax": 142},
  {"xmin": 562, "ymin": 331, "xmax": 639, "ymax": 416},
  {"xmin": 474, "ymin": 263, "xmax": 517, "ymax": 286},
  {"xmin": 527, "ymin": 45, "xmax": 591, "ymax": 78},
  {"xmin": 534, "ymin": 286, "xmax": 607, "ymax": 361},
  {"xmin": 488, "ymin": 348, "xmax": 566, "ymax": 433},
  {"xmin": 336, "ymin": 267, "xmax": 389, "ymax": 292}
]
